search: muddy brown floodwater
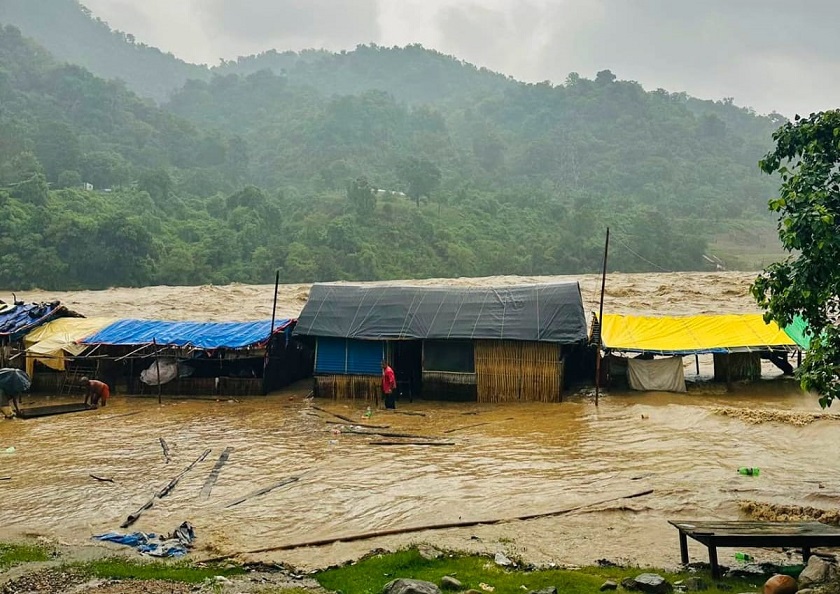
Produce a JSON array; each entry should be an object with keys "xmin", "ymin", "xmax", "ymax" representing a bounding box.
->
[
  {"xmin": 1, "ymin": 381, "xmax": 835, "ymax": 571},
  {"xmin": 1, "ymin": 272, "xmax": 835, "ymax": 570}
]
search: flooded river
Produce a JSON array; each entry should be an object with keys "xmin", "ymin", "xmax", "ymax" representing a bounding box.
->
[
  {"xmin": 0, "ymin": 380, "xmax": 833, "ymax": 570},
  {"xmin": 1, "ymin": 272, "xmax": 835, "ymax": 569}
]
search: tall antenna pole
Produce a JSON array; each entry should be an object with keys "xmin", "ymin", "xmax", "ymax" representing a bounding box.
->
[{"xmin": 595, "ymin": 227, "xmax": 610, "ymax": 406}]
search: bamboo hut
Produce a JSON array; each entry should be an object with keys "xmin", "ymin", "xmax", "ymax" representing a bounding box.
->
[
  {"xmin": 596, "ymin": 313, "xmax": 800, "ymax": 392},
  {"xmin": 295, "ymin": 283, "xmax": 588, "ymax": 403}
]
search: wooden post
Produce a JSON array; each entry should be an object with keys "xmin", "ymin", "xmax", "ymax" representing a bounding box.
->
[
  {"xmin": 595, "ymin": 227, "xmax": 610, "ymax": 406},
  {"xmin": 264, "ymin": 269, "xmax": 280, "ymax": 394},
  {"xmin": 153, "ymin": 338, "xmax": 162, "ymax": 405},
  {"xmin": 695, "ymin": 354, "xmax": 700, "ymax": 375}
]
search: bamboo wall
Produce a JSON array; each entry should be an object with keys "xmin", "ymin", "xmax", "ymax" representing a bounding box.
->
[
  {"xmin": 422, "ymin": 371, "xmax": 477, "ymax": 401},
  {"xmin": 315, "ymin": 374, "xmax": 381, "ymax": 402},
  {"xmin": 713, "ymin": 352, "xmax": 762, "ymax": 383},
  {"xmin": 474, "ymin": 340, "xmax": 563, "ymax": 403}
]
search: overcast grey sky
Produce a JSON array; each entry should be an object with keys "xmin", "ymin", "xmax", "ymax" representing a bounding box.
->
[{"xmin": 81, "ymin": 0, "xmax": 839, "ymax": 117}]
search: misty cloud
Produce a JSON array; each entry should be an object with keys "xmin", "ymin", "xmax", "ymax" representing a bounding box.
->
[
  {"xmin": 80, "ymin": 0, "xmax": 840, "ymax": 116},
  {"xmin": 193, "ymin": 0, "xmax": 381, "ymax": 54}
]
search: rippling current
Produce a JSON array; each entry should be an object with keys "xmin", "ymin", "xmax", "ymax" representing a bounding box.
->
[{"xmin": 0, "ymin": 375, "xmax": 834, "ymax": 570}]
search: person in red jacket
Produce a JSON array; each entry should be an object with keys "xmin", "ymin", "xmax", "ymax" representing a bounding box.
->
[
  {"xmin": 381, "ymin": 360, "xmax": 397, "ymax": 409},
  {"xmin": 81, "ymin": 377, "xmax": 110, "ymax": 408}
]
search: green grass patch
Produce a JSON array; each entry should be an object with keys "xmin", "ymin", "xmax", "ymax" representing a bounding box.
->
[
  {"xmin": 77, "ymin": 557, "xmax": 245, "ymax": 584},
  {"xmin": 316, "ymin": 549, "xmax": 763, "ymax": 594},
  {"xmin": 0, "ymin": 542, "xmax": 51, "ymax": 569}
]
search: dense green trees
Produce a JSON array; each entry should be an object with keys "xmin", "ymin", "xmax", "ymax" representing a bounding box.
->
[
  {"xmin": 0, "ymin": 5, "xmax": 788, "ymax": 291},
  {"xmin": 752, "ymin": 111, "xmax": 840, "ymax": 407}
]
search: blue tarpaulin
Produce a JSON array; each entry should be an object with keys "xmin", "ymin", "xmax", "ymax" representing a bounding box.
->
[
  {"xmin": 0, "ymin": 302, "xmax": 80, "ymax": 342},
  {"xmin": 82, "ymin": 318, "xmax": 294, "ymax": 349}
]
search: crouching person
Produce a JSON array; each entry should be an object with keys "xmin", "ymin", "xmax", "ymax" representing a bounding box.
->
[{"xmin": 81, "ymin": 377, "xmax": 110, "ymax": 408}]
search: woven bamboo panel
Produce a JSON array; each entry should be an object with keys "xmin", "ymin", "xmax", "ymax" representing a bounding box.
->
[
  {"xmin": 475, "ymin": 340, "xmax": 562, "ymax": 403},
  {"xmin": 713, "ymin": 352, "xmax": 761, "ymax": 382},
  {"xmin": 315, "ymin": 375, "xmax": 380, "ymax": 401}
]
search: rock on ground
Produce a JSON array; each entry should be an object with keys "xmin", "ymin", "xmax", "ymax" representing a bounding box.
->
[
  {"xmin": 527, "ymin": 588, "xmax": 557, "ymax": 594},
  {"xmin": 383, "ymin": 578, "xmax": 443, "ymax": 594},
  {"xmin": 633, "ymin": 573, "xmax": 673, "ymax": 594},
  {"xmin": 441, "ymin": 576, "xmax": 462, "ymax": 590},
  {"xmin": 600, "ymin": 580, "xmax": 618, "ymax": 591},
  {"xmin": 418, "ymin": 545, "xmax": 443, "ymax": 560},
  {"xmin": 798, "ymin": 556, "xmax": 837, "ymax": 588},
  {"xmin": 763, "ymin": 574, "xmax": 798, "ymax": 594}
]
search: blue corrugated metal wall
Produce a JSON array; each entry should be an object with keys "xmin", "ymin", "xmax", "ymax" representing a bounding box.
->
[
  {"xmin": 315, "ymin": 338, "xmax": 383, "ymax": 375},
  {"xmin": 315, "ymin": 337, "xmax": 346, "ymax": 374}
]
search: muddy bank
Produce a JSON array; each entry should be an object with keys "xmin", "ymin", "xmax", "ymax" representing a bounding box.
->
[
  {"xmin": 740, "ymin": 501, "xmax": 840, "ymax": 525},
  {"xmin": 712, "ymin": 406, "xmax": 840, "ymax": 426}
]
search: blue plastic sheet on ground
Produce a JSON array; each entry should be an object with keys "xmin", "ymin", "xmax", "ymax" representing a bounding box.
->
[
  {"xmin": 82, "ymin": 319, "xmax": 294, "ymax": 350},
  {"xmin": 94, "ymin": 521, "xmax": 195, "ymax": 558}
]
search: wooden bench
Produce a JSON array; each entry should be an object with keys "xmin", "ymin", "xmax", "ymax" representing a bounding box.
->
[{"xmin": 669, "ymin": 520, "xmax": 840, "ymax": 579}]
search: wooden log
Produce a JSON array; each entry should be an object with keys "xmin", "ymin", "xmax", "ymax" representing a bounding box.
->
[
  {"xmin": 158, "ymin": 449, "xmax": 211, "ymax": 498},
  {"xmin": 159, "ymin": 438, "xmax": 172, "ymax": 464},
  {"xmin": 200, "ymin": 446, "xmax": 234, "ymax": 500},
  {"xmin": 312, "ymin": 405, "xmax": 366, "ymax": 425},
  {"xmin": 325, "ymin": 420, "xmax": 391, "ymax": 429},
  {"xmin": 90, "ymin": 474, "xmax": 114, "ymax": 483},
  {"xmin": 369, "ymin": 441, "xmax": 454, "ymax": 447},
  {"xmin": 120, "ymin": 448, "xmax": 211, "ymax": 529},
  {"xmin": 200, "ymin": 489, "xmax": 654, "ymax": 561},
  {"xmin": 0, "ymin": 477, "xmax": 10, "ymax": 481},
  {"xmin": 341, "ymin": 428, "xmax": 440, "ymax": 440},
  {"xmin": 225, "ymin": 476, "xmax": 300, "ymax": 508},
  {"xmin": 391, "ymin": 411, "xmax": 427, "ymax": 417},
  {"xmin": 443, "ymin": 422, "xmax": 490, "ymax": 434}
]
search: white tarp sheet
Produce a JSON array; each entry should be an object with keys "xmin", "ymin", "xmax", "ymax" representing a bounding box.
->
[{"xmin": 627, "ymin": 356, "xmax": 686, "ymax": 393}]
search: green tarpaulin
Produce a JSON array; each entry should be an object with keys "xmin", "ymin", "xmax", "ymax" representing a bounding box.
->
[{"xmin": 784, "ymin": 315, "xmax": 813, "ymax": 349}]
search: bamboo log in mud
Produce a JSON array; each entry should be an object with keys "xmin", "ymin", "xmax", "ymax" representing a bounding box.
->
[
  {"xmin": 121, "ymin": 448, "xmax": 211, "ymax": 528},
  {"xmin": 225, "ymin": 476, "xmax": 300, "ymax": 508},
  {"xmin": 200, "ymin": 446, "xmax": 234, "ymax": 500},
  {"xmin": 325, "ymin": 420, "xmax": 390, "ymax": 429},
  {"xmin": 341, "ymin": 427, "xmax": 440, "ymax": 440},
  {"xmin": 202, "ymin": 489, "xmax": 654, "ymax": 562},
  {"xmin": 368, "ymin": 441, "xmax": 454, "ymax": 447},
  {"xmin": 90, "ymin": 474, "xmax": 114, "ymax": 483},
  {"xmin": 159, "ymin": 438, "xmax": 172, "ymax": 464},
  {"xmin": 443, "ymin": 422, "xmax": 491, "ymax": 434}
]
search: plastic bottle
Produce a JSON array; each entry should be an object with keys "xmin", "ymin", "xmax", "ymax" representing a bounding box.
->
[
  {"xmin": 734, "ymin": 552, "xmax": 753, "ymax": 562},
  {"xmin": 738, "ymin": 467, "xmax": 760, "ymax": 476}
]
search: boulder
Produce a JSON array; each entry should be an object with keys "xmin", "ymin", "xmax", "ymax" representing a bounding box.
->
[
  {"xmin": 621, "ymin": 577, "xmax": 639, "ymax": 591},
  {"xmin": 795, "ymin": 589, "xmax": 816, "ymax": 594},
  {"xmin": 762, "ymin": 575, "xmax": 797, "ymax": 594},
  {"xmin": 418, "ymin": 545, "xmax": 442, "ymax": 560},
  {"xmin": 527, "ymin": 588, "xmax": 557, "ymax": 594},
  {"xmin": 494, "ymin": 552, "xmax": 513, "ymax": 567},
  {"xmin": 440, "ymin": 576, "xmax": 462, "ymax": 591},
  {"xmin": 383, "ymin": 578, "xmax": 443, "ymax": 594},
  {"xmin": 633, "ymin": 574, "xmax": 673, "ymax": 594},
  {"xmin": 798, "ymin": 556, "xmax": 837, "ymax": 588},
  {"xmin": 685, "ymin": 577, "xmax": 709, "ymax": 591},
  {"xmin": 600, "ymin": 581, "xmax": 618, "ymax": 591}
]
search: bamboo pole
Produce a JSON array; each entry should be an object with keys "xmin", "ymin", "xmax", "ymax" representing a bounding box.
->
[
  {"xmin": 153, "ymin": 338, "xmax": 162, "ymax": 405},
  {"xmin": 199, "ymin": 489, "xmax": 654, "ymax": 562},
  {"xmin": 595, "ymin": 227, "xmax": 610, "ymax": 406}
]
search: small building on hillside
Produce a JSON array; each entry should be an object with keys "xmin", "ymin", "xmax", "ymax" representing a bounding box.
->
[
  {"xmin": 295, "ymin": 283, "xmax": 589, "ymax": 403},
  {"xmin": 70, "ymin": 318, "xmax": 312, "ymax": 396},
  {"xmin": 596, "ymin": 313, "xmax": 801, "ymax": 392}
]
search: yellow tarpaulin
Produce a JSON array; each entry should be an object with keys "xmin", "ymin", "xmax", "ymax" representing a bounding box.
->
[
  {"xmin": 600, "ymin": 313, "xmax": 797, "ymax": 354},
  {"xmin": 24, "ymin": 317, "xmax": 117, "ymax": 375}
]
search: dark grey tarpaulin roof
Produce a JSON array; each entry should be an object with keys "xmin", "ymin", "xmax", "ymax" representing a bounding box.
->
[{"xmin": 295, "ymin": 283, "xmax": 588, "ymax": 343}]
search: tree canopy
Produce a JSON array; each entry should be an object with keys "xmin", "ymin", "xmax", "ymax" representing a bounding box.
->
[
  {"xmin": 752, "ymin": 110, "xmax": 840, "ymax": 407},
  {"xmin": 0, "ymin": 3, "xmax": 791, "ymax": 291}
]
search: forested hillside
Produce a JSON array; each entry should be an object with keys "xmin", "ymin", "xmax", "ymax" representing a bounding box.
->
[{"xmin": 0, "ymin": 2, "xmax": 788, "ymax": 291}]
